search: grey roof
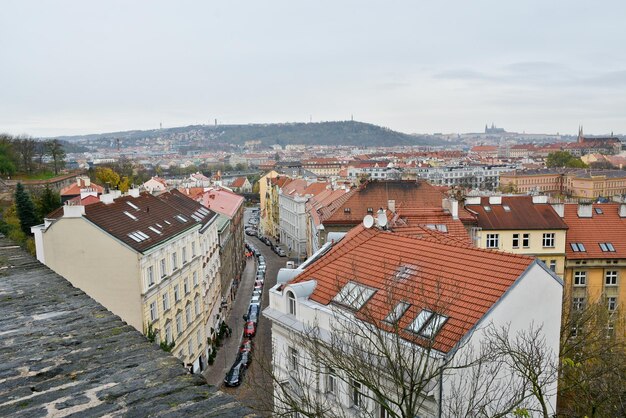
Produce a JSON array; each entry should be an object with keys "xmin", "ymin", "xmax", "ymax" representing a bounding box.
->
[{"xmin": 0, "ymin": 239, "xmax": 254, "ymax": 417}]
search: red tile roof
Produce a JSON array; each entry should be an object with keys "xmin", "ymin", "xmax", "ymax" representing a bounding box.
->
[
  {"xmin": 562, "ymin": 203, "xmax": 626, "ymax": 259},
  {"xmin": 466, "ymin": 196, "xmax": 568, "ymax": 230},
  {"xmin": 289, "ymin": 225, "xmax": 535, "ymax": 353},
  {"xmin": 323, "ymin": 180, "xmax": 444, "ymax": 225},
  {"xmin": 197, "ymin": 187, "xmax": 244, "ymax": 218},
  {"xmin": 60, "ymin": 179, "xmax": 104, "ymax": 196},
  {"xmin": 65, "ymin": 194, "xmax": 101, "ymax": 207},
  {"xmin": 230, "ymin": 177, "xmax": 247, "ymax": 188}
]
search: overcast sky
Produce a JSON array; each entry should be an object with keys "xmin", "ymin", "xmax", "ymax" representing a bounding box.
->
[{"xmin": 2, "ymin": 0, "xmax": 625, "ymax": 138}]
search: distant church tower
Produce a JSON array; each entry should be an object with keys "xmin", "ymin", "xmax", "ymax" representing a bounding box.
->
[{"xmin": 578, "ymin": 125, "xmax": 584, "ymax": 143}]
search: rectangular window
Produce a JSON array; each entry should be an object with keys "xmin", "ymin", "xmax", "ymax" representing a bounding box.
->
[
  {"xmin": 176, "ymin": 313, "xmax": 183, "ymax": 335},
  {"xmin": 572, "ymin": 297, "xmax": 585, "ymax": 311},
  {"xmin": 195, "ymin": 296, "xmax": 200, "ymax": 316},
  {"xmin": 188, "ymin": 339, "xmax": 193, "ymax": 357},
  {"xmin": 182, "ymin": 247, "xmax": 187, "ymax": 264},
  {"xmin": 574, "ymin": 271, "xmax": 587, "ymax": 286},
  {"xmin": 191, "ymin": 242, "xmax": 196, "ymax": 258},
  {"xmin": 288, "ymin": 347, "xmax": 298, "ymax": 371},
  {"xmin": 542, "ymin": 233, "xmax": 555, "ymax": 248},
  {"xmin": 486, "ymin": 233, "xmax": 499, "ymax": 249},
  {"xmin": 162, "ymin": 292, "xmax": 170, "ymax": 311},
  {"xmin": 326, "ymin": 367, "xmax": 337, "ymax": 395},
  {"xmin": 186, "ymin": 304, "xmax": 192, "ymax": 324},
  {"xmin": 193, "ymin": 271, "xmax": 198, "ymax": 287},
  {"xmin": 522, "ymin": 233, "xmax": 530, "ymax": 248},
  {"xmin": 165, "ymin": 323, "xmax": 172, "ymax": 344},
  {"xmin": 149, "ymin": 301, "xmax": 157, "ymax": 321},
  {"xmin": 197, "ymin": 330, "xmax": 202, "ymax": 347},
  {"xmin": 174, "ymin": 284, "xmax": 180, "ymax": 302},
  {"xmin": 608, "ymin": 297, "xmax": 617, "ymax": 311},
  {"xmin": 512, "ymin": 233, "xmax": 519, "ymax": 248},
  {"xmin": 172, "ymin": 252, "xmax": 178, "ymax": 271},
  {"xmin": 549, "ymin": 260, "xmax": 557, "ymax": 272},
  {"xmin": 160, "ymin": 258, "xmax": 167, "ymax": 278},
  {"xmin": 605, "ymin": 271, "xmax": 618, "ymax": 286},
  {"xmin": 147, "ymin": 266, "xmax": 155, "ymax": 287},
  {"xmin": 184, "ymin": 278, "xmax": 189, "ymax": 294},
  {"xmin": 352, "ymin": 380, "xmax": 364, "ymax": 408}
]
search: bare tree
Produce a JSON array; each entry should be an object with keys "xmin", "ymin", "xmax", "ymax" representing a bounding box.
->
[
  {"xmin": 257, "ymin": 264, "xmax": 560, "ymax": 418},
  {"xmin": 45, "ymin": 139, "xmax": 65, "ymax": 175}
]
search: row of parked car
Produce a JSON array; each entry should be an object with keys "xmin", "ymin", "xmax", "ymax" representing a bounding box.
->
[
  {"xmin": 258, "ymin": 235, "xmax": 287, "ymax": 257},
  {"xmin": 223, "ymin": 242, "xmax": 266, "ymax": 387},
  {"xmin": 244, "ymin": 209, "xmax": 260, "ymax": 236}
]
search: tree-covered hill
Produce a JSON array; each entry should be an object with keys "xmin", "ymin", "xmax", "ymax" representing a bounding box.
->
[{"xmin": 53, "ymin": 121, "xmax": 446, "ymax": 147}]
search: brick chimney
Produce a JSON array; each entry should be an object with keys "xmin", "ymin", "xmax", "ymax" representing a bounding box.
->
[{"xmin": 577, "ymin": 202, "xmax": 593, "ymax": 218}]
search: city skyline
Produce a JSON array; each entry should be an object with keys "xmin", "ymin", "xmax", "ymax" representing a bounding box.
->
[{"xmin": 2, "ymin": 0, "xmax": 626, "ymax": 137}]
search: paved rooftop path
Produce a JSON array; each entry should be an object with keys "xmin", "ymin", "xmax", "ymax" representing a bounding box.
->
[{"xmin": 0, "ymin": 238, "xmax": 254, "ymax": 417}]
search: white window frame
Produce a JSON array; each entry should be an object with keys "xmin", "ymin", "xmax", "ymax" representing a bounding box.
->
[
  {"xmin": 605, "ymin": 271, "xmax": 618, "ymax": 286},
  {"xmin": 182, "ymin": 247, "xmax": 188, "ymax": 264},
  {"xmin": 147, "ymin": 266, "xmax": 155, "ymax": 287},
  {"xmin": 193, "ymin": 271, "xmax": 198, "ymax": 287},
  {"xmin": 608, "ymin": 297, "xmax": 617, "ymax": 311},
  {"xmin": 165, "ymin": 322, "xmax": 173, "ymax": 344},
  {"xmin": 185, "ymin": 303, "xmax": 192, "ymax": 324},
  {"xmin": 162, "ymin": 292, "xmax": 170, "ymax": 311},
  {"xmin": 352, "ymin": 380, "xmax": 364, "ymax": 409},
  {"xmin": 486, "ymin": 233, "xmax": 499, "ymax": 249},
  {"xmin": 542, "ymin": 233, "xmax": 555, "ymax": 248},
  {"xmin": 191, "ymin": 241, "xmax": 196, "ymax": 258},
  {"xmin": 160, "ymin": 258, "xmax": 167, "ymax": 278},
  {"xmin": 522, "ymin": 233, "xmax": 530, "ymax": 248},
  {"xmin": 549, "ymin": 260, "xmax": 557, "ymax": 272},
  {"xmin": 188, "ymin": 338, "xmax": 193, "ymax": 357},
  {"xmin": 288, "ymin": 346, "xmax": 298, "ymax": 371},
  {"xmin": 176, "ymin": 312, "xmax": 183, "ymax": 335},
  {"xmin": 572, "ymin": 297, "xmax": 585, "ymax": 311},
  {"xmin": 512, "ymin": 233, "xmax": 519, "ymax": 248},
  {"xmin": 184, "ymin": 278, "xmax": 189, "ymax": 294},
  {"xmin": 149, "ymin": 301, "xmax": 158, "ymax": 322},
  {"xmin": 172, "ymin": 252, "xmax": 178, "ymax": 271},
  {"xmin": 573, "ymin": 271, "xmax": 587, "ymax": 286},
  {"xmin": 326, "ymin": 367, "xmax": 337, "ymax": 395},
  {"xmin": 287, "ymin": 291, "xmax": 296, "ymax": 315},
  {"xmin": 194, "ymin": 296, "xmax": 200, "ymax": 316},
  {"xmin": 174, "ymin": 284, "xmax": 180, "ymax": 302}
]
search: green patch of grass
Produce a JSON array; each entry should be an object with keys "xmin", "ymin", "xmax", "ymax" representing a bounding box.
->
[{"xmin": 12, "ymin": 171, "xmax": 57, "ymax": 181}]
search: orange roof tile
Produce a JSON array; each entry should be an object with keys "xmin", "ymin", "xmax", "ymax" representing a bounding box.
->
[
  {"xmin": 60, "ymin": 179, "xmax": 105, "ymax": 196},
  {"xmin": 290, "ymin": 225, "xmax": 535, "ymax": 353},
  {"xmin": 230, "ymin": 177, "xmax": 247, "ymax": 188},
  {"xmin": 563, "ymin": 203, "xmax": 626, "ymax": 259}
]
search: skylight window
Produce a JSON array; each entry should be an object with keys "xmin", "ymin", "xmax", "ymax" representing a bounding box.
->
[
  {"xmin": 332, "ymin": 281, "xmax": 376, "ymax": 310},
  {"xmin": 599, "ymin": 242, "xmax": 615, "ymax": 252},
  {"xmin": 123, "ymin": 211, "xmax": 138, "ymax": 221},
  {"xmin": 127, "ymin": 231, "xmax": 148, "ymax": 242},
  {"xmin": 483, "ymin": 206, "xmax": 491, "ymax": 212},
  {"xmin": 164, "ymin": 220, "xmax": 171, "ymax": 225},
  {"xmin": 503, "ymin": 205, "xmax": 511, "ymax": 212},
  {"xmin": 126, "ymin": 201, "xmax": 139, "ymax": 210},
  {"xmin": 197, "ymin": 207, "xmax": 210, "ymax": 216},
  {"xmin": 594, "ymin": 207, "xmax": 603, "ymax": 214},
  {"xmin": 175, "ymin": 215, "xmax": 188, "ymax": 223},
  {"xmin": 570, "ymin": 243, "xmax": 586, "ymax": 252},
  {"xmin": 384, "ymin": 302, "xmax": 410, "ymax": 324},
  {"xmin": 149, "ymin": 226, "xmax": 162, "ymax": 235},
  {"xmin": 394, "ymin": 264, "xmax": 417, "ymax": 281},
  {"xmin": 407, "ymin": 309, "xmax": 448, "ymax": 339},
  {"xmin": 156, "ymin": 223, "xmax": 163, "ymax": 228}
]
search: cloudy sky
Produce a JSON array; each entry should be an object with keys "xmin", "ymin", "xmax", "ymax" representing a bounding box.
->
[{"xmin": 1, "ymin": 0, "xmax": 625, "ymax": 137}]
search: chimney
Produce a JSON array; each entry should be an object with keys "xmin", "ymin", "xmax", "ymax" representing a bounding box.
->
[
  {"xmin": 100, "ymin": 193, "xmax": 115, "ymax": 204},
  {"xmin": 63, "ymin": 204, "xmax": 85, "ymax": 218},
  {"xmin": 620, "ymin": 204, "xmax": 626, "ymax": 218},
  {"xmin": 388, "ymin": 199, "xmax": 396, "ymax": 213},
  {"xmin": 577, "ymin": 203, "xmax": 593, "ymax": 218},
  {"xmin": 128, "ymin": 188, "xmax": 140, "ymax": 198},
  {"xmin": 451, "ymin": 199, "xmax": 459, "ymax": 220},
  {"xmin": 488, "ymin": 196, "xmax": 502, "ymax": 205},
  {"xmin": 465, "ymin": 196, "xmax": 481, "ymax": 205},
  {"xmin": 532, "ymin": 195, "xmax": 548, "ymax": 204},
  {"xmin": 84, "ymin": 177, "xmax": 91, "ymax": 187},
  {"xmin": 551, "ymin": 203, "xmax": 564, "ymax": 218}
]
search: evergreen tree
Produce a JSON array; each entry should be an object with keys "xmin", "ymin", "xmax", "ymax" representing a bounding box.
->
[
  {"xmin": 36, "ymin": 185, "xmax": 61, "ymax": 219},
  {"xmin": 15, "ymin": 183, "xmax": 39, "ymax": 235}
]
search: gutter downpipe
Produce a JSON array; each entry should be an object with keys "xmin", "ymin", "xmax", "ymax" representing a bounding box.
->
[{"xmin": 438, "ymin": 367, "xmax": 443, "ymax": 418}]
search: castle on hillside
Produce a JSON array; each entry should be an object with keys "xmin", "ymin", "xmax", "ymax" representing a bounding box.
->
[{"xmin": 485, "ymin": 123, "xmax": 506, "ymax": 134}]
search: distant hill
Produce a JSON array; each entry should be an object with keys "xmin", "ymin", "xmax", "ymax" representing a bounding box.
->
[{"xmin": 54, "ymin": 121, "xmax": 447, "ymax": 148}]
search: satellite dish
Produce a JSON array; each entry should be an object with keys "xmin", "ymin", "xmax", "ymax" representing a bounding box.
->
[
  {"xmin": 363, "ymin": 215, "xmax": 374, "ymax": 229},
  {"xmin": 377, "ymin": 212, "xmax": 388, "ymax": 228}
]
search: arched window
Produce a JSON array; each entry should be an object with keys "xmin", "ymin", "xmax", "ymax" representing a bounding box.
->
[{"xmin": 287, "ymin": 291, "xmax": 296, "ymax": 315}]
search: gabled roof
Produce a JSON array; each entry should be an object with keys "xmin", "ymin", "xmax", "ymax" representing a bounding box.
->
[
  {"xmin": 323, "ymin": 180, "xmax": 444, "ymax": 225},
  {"xmin": 60, "ymin": 179, "xmax": 105, "ymax": 196},
  {"xmin": 230, "ymin": 176, "xmax": 248, "ymax": 188},
  {"xmin": 289, "ymin": 225, "xmax": 535, "ymax": 353},
  {"xmin": 563, "ymin": 203, "xmax": 626, "ymax": 259},
  {"xmin": 466, "ymin": 196, "xmax": 568, "ymax": 230},
  {"xmin": 65, "ymin": 194, "xmax": 101, "ymax": 206},
  {"xmin": 51, "ymin": 192, "xmax": 217, "ymax": 253},
  {"xmin": 197, "ymin": 187, "xmax": 244, "ymax": 218}
]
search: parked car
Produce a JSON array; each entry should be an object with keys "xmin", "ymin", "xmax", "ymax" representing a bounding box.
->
[
  {"xmin": 243, "ymin": 320, "xmax": 256, "ymax": 338},
  {"xmin": 258, "ymin": 255, "xmax": 266, "ymax": 263},
  {"xmin": 247, "ymin": 303, "xmax": 260, "ymax": 323},
  {"xmin": 236, "ymin": 350, "xmax": 252, "ymax": 368},
  {"xmin": 252, "ymin": 289, "xmax": 262, "ymax": 298},
  {"xmin": 275, "ymin": 247, "xmax": 286, "ymax": 257},
  {"xmin": 245, "ymin": 228, "xmax": 258, "ymax": 236},
  {"xmin": 240, "ymin": 338, "xmax": 254, "ymax": 353},
  {"xmin": 224, "ymin": 362, "xmax": 246, "ymax": 387},
  {"xmin": 254, "ymin": 282, "xmax": 263, "ymax": 291},
  {"xmin": 250, "ymin": 294, "xmax": 261, "ymax": 305}
]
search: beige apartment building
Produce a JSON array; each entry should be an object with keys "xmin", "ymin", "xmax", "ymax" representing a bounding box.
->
[
  {"xmin": 32, "ymin": 189, "xmax": 221, "ymax": 373},
  {"xmin": 465, "ymin": 195, "xmax": 568, "ymax": 277}
]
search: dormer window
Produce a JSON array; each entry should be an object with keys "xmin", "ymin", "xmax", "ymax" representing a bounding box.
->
[
  {"xmin": 287, "ymin": 291, "xmax": 296, "ymax": 315},
  {"xmin": 344, "ymin": 208, "xmax": 351, "ymax": 214},
  {"xmin": 367, "ymin": 207, "xmax": 373, "ymax": 214}
]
